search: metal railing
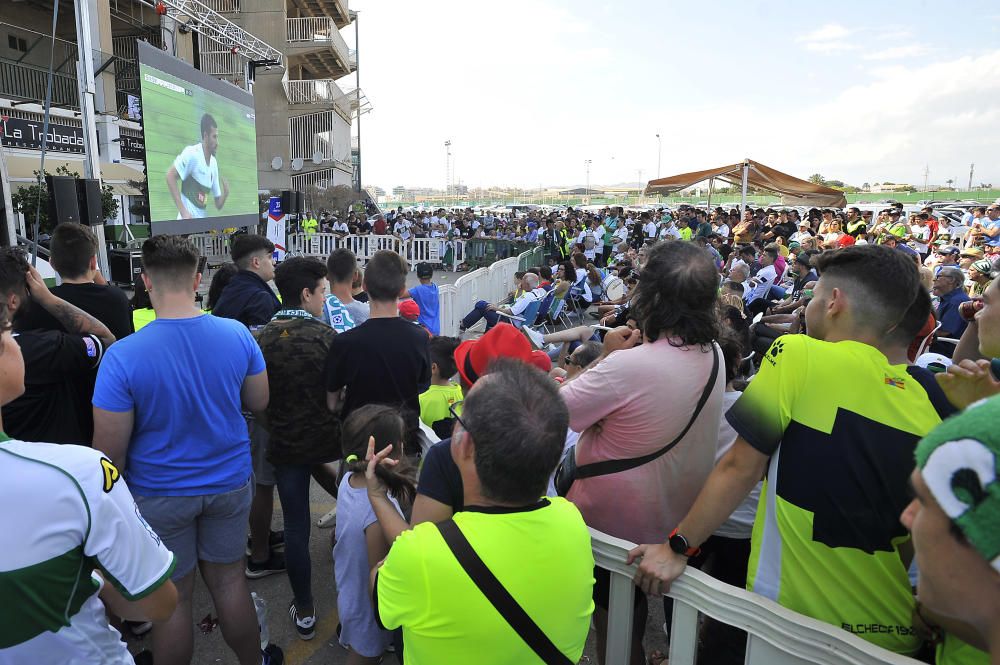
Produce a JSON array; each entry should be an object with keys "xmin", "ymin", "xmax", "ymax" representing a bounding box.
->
[
  {"xmin": 285, "ymin": 17, "xmax": 353, "ymax": 70},
  {"xmin": 197, "ymin": 31, "xmax": 245, "ymax": 77},
  {"xmin": 290, "ymin": 166, "xmax": 353, "ymax": 192},
  {"xmin": 0, "ymin": 58, "xmax": 79, "ymax": 108},
  {"xmin": 592, "ymin": 529, "xmax": 920, "ymax": 665},
  {"xmin": 289, "ymin": 110, "xmax": 340, "ymax": 162},
  {"xmin": 283, "ymin": 78, "xmax": 343, "ymax": 104},
  {"xmin": 200, "ymin": 0, "xmax": 240, "ymax": 12}
]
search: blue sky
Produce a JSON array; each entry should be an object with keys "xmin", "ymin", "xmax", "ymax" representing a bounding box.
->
[{"xmin": 349, "ymin": 0, "xmax": 1000, "ymax": 190}]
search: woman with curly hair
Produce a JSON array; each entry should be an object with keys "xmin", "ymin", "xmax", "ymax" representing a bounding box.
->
[{"xmin": 559, "ymin": 240, "xmax": 725, "ymax": 665}]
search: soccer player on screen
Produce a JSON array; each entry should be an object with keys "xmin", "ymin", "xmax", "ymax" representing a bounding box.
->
[{"xmin": 166, "ymin": 113, "xmax": 230, "ymax": 219}]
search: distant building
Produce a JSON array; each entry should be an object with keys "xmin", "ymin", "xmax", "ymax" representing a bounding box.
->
[{"xmin": 871, "ymin": 183, "xmax": 914, "ymax": 193}]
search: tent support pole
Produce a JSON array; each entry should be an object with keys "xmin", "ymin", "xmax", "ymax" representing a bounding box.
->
[
  {"xmin": 707, "ymin": 177, "xmax": 714, "ymax": 211},
  {"xmin": 740, "ymin": 160, "xmax": 749, "ymax": 216}
]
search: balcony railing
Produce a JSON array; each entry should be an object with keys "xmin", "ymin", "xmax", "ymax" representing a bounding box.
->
[
  {"xmin": 287, "ymin": 16, "xmax": 336, "ymax": 43},
  {"xmin": 284, "ymin": 78, "xmax": 342, "ymax": 104},
  {"xmin": 286, "ymin": 17, "xmax": 353, "ymax": 73},
  {"xmin": 291, "ymin": 165, "xmax": 352, "ymax": 192},
  {"xmin": 0, "ymin": 58, "xmax": 79, "ymax": 109},
  {"xmin": 197, "ymin": 32, "xmax": 245, "ymax": 77},
  {"xmin": 201, "ymin": 0, "xmax": 241, "ymax": 12}
]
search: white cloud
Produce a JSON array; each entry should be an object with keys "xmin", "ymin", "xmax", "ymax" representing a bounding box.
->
[
  {"xmin": 796, "ymin": 23, "xmax": 855, "ymax": 41},
  {"xmin": 863, "ymin": 45, "xmax": 931, "ymax": 61},
  {"xmin": 795, "ymin": 23, "xmax": 857, "ymax": 52}
]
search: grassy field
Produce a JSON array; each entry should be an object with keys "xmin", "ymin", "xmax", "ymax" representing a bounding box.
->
[{"xmin": 139, "ymin": 64, "xmax": 259, "ymax": 224}]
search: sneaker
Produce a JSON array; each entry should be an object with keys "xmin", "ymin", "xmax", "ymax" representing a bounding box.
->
[
  {"xmin": 316, "ymin": 505, "xmax": 337, "ymax": 529},
  {"xmin": 246, "ymin": 530, "xmax": 286, "ymax": 557},
  {"xmin": 245, "ymin": 552, "xmax": 287, "ymax": 579},
  {"xmin": 288, "ymin": 603, "xmax": 316, "ymax": 640},
  {"xmin": 261, "ymin": 643, "xmax": 284, "ymax": 665},
  {"xmin": 124, "ymin": 619, "xmax": 153, "ymax": 637},
  {"xmin": 522, "ymin": 326, "xmax": 545, "ymax": 349}
]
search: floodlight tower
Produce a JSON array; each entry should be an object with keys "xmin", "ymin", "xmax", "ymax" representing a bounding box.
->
[{"xmin": 444, "ymin": 140, "xmax": 452, "ymax": 196}]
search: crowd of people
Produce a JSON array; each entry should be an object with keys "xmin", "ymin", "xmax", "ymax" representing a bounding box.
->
[{"xmin": 0, "ymin": 197, "xmax": 998, "ymax": 665}]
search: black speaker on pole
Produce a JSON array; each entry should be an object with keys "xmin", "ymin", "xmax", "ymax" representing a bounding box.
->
[
  {"xmin": 281, "ymin": 189, "xmax": 296, "ymax": 214},
  {"xmin": 76, "ymin": 178, "xmax": 103, "ymax": 226},
  {"xmin": 295, "ymin": 191, "xmax": 304, "ymax": 215},
  {"xmin": 46, "ymin": 175, "xmax": 81, "ymax": 225}
]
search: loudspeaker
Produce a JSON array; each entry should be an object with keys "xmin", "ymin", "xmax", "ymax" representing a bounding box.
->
[
  {"xmin": 76, "ymin": 178, "xmax": 103, "ymax": 226},
  {"xmin": 46, "ymin": 175, "xmax": 81, "ymax": 225},
  {"xmin": 295, "ymin": 191, "xmax": 304, "ymax": 214},
  {"xmin": 281, "ymin": 189, "xmax": 297, "ymax": 214}
]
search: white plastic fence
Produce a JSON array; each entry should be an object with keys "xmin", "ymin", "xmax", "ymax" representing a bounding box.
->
[
  {"xmin": 593, "ymin": 529, "xmax": 922, "ymax": 665},
  {"xmin": 285, "ymin": 233, "xmax": 406, "ymax": 265},
  {"xmin": 436, "ymin": 249, "xmax": 537, "ymax": 336},
  {"xmin": 283, "ymin": 233, "xmax": 466, "ymax": 271},
  {"xmin": 188, "ymin": 233, "xmax": 230, "ymax": 262}
]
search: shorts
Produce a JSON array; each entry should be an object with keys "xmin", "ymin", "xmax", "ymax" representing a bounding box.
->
[
  {"xmin": 249, "ymin": 418, "xmax": 276, "ymax": 486},
  {"xmin": 135, "ymin": 478, "xmax": 253, "ymax": 579}
]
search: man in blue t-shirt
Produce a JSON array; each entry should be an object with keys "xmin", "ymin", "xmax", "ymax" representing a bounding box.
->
[
  {"xmin": 406, "ymin": 262, "xmax": 441, "ymax": 336},
  {"xmin": 93, "ymin": 235, "xmax": 281, "ymax": 665}
]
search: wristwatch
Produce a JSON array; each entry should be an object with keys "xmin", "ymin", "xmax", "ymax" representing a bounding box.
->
[{"xmin": 668, "ymin": 528, "xmax": 701, "ymax": 558}]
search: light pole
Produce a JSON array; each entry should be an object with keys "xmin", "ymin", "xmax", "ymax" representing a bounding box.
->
[
  {"xmin": 656, "ymin": 133, "xmax": 662, "ymax": 179},
  {"xmin": 585, "ymin": 159, "xmax": 592, "ymax": 205},
  {"xmin": 354, "ymin": 11, "xmax": 361, "ymax": 192},
  {"xmin": 444, "ymin": 140, "xmax": 452, "ymax": 196}
]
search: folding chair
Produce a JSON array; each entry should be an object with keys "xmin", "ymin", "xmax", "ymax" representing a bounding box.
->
[
  {"xmin": 495, "ymin": 298, "xmax": 542, "ymax": 331},
  {"xmin": 539, "ymin": 293, "xmax": 566, "ymax": 332},
  {"xmin": 912, "ymin": 321, "xmax": 942, "ymax": 360}
]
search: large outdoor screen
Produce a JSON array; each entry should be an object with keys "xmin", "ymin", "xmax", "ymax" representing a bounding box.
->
[{"xmin": 137, "ymin": 41, "xmax": 259, "ymax": 234}]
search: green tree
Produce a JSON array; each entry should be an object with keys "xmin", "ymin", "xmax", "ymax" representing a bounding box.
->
[
  {"xmin": 308, "ymin": 185, "xmax": 365, "ymax": 218},
  {"xmin": 808, "ymin": 173, "xmax": 825, "ymax": 184},
  {"xmin": 10, "ymin": 166, "xmax": 120, "ymax": 236}
]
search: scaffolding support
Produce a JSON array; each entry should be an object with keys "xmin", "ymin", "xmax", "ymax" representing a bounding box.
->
[{"xmin": 136, "ymin": 0, "xmax": 283, "ymax": 65}]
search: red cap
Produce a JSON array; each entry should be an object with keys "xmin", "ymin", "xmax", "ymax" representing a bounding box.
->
[
  {"xmin": 528, "ymin": 350, "xmax": 552, "ymax": 373},
  {"xmin": 454, "ymin": 323, "xmax": 533, "ymax": 386},
  {"xmin": 398, "ymin": 299, "xmax": 420, "ymax": 321}
]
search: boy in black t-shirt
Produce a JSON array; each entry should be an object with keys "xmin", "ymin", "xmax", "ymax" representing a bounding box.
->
[
  {"xmin": 12, "ymin": 224, "xmax": 132, "ymax": 442},
  {"xmin": 325, "ymin": 250, "xmax": 431, "ymax": 437}
]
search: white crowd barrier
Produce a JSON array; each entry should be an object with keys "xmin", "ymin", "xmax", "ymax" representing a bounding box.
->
[
  {"xmin": 188, "ymin": 233, "xmax": 230, "ymax": 262},
  {"xmin": 593, "ymin": 529, "xmax": 921, "ymax": 665},
  {"xmin": 283, "ymin": 233, "xmax": 465, "ymax": 272},
  {"xmin": 438, "ymin": 248, "xmax": 538, "ymax": 336}
]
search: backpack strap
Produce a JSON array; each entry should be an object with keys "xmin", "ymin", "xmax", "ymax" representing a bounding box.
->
[
  {"xmin": 576, "ymin": 343, "xmax": 720, "ymax": 479},
  {"xmin": 437, "ymin": 519, "xmax": 573, "ymax": 665}
]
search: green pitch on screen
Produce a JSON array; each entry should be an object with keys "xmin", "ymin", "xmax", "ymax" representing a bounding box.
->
[{"xmin": 140, "ymin": 64, "xmax": 259, "ymax": 223}]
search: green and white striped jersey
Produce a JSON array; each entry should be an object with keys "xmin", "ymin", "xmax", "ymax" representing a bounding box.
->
[{"xmin": 0, "ymin": 436, "xmax": 175, "ymax": 664}]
